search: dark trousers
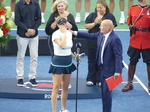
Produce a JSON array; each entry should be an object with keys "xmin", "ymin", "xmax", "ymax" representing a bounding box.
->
[
  {"xmin": 86, "ymin": 39, "xmax": 100, "ymax": 83},
  {"xmin": 99, "ymin": 69, "xmax": 112, "ymax": 112},
  {"xmin": 47, "ymin": 35, "xmax": 54, "ymax": 57},
  {"xmin": 127, "ymin": 46, "xmax": 150, "ymax": 65}
]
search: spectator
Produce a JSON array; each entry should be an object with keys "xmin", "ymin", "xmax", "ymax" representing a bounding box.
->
[
  {"xmin": 15, "ymin": 0, "xmax": 41, "ymax": 87},
  {"xmin": 85, "ymin": 0, "xmax": 117, "ymax": 86},
  {"xmin": 108, "ymin": 0, "xmax": 115, "ymax": 13},
  {"xmin": 98, "ymin": 0, "xmax": 115, "ymax": 13},
  {"xmin": 36, "ymin": 0, "xmax": 47, "ymax": 23},
  {"xmin": 10, "ymin": 0, "xmax": 16, "ymax": 18},
  {"xmin": 75, "ymin": 0, "xmax": 91, "ymax": 23},
  {"xmin": 99, "ymin": 0, "xmax": 134, "ymax": 24},
  {"xmin": 119, "ymin": 0, "xmax": 134, "ymax": 24}
]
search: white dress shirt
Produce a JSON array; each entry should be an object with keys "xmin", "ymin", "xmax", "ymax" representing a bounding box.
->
[{"xmin": 101, "ymin": 32, "xmax": 111, "ymax": 64}]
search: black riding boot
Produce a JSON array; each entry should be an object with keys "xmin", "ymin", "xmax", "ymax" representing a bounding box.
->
[
  {"xmin": 122, "ymin": 65, "xmax": 136, "ymax": 92},
  {"xmin": 147, "ymin": 66, "xmax": 150, "ymax": 93}
]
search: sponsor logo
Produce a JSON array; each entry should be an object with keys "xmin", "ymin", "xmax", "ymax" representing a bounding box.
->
[{"xmin": 44, "ymin": 93, "xmax": 61, "ymax": 99}]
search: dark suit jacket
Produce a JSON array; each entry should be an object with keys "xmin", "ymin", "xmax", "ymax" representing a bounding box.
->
[{"xmin": 77, "ymin": 31, "xmax": 124, "ymax": 78}]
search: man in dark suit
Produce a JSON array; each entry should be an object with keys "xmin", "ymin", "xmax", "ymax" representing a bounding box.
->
[{"xmin": 72, "ymin": 19, "xmax": 124, "ymax": 112}]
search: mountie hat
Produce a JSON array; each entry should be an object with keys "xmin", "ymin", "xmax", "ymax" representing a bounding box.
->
[{"xmin": 57, "ymin": 17, "xmax": 67, "ymax": 25}]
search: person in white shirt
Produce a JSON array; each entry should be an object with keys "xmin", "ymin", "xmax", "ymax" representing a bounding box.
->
[{"xmin": 49, "ymin": 16, "xmax": 76, "ymax": 112}]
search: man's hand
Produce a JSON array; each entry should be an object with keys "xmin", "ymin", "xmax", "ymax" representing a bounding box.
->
[
  {"xmin": 26, "ymin": 29, "xmax": 36, "ymax": 37},
  {"xmin": 25, "ymin": 32, "xmax": 31, "ymax": 37},
  {"xmin": 28, "ymin": 29, "xmax": 35, "ymax": 36},
  {"xmin": 114, "ymin": 73, "xmax": 120, "ymax": 80}
]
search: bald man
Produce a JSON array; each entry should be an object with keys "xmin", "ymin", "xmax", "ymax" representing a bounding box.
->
[{"xmin": 72, "ymin": 19, "xmax": 124, "ymax": 112}]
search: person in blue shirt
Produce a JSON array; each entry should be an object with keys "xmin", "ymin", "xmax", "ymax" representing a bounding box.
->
[{"xmin": 71, "ymin": 19, "xmax": 123, "ymax": 112}]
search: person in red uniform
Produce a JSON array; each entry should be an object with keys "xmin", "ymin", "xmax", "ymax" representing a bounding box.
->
[{"xmin": 122, "ymin": 0, "xmax": 150, "ymax": 92}]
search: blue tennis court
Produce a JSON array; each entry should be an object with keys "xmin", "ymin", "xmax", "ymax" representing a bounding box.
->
[
  {"xmin": 0, "ymin": 30, "xmax": 150, "ymax": 112},
  {"xmin": 1, "ymin": 0, "xmax": 150, "ymax": 112}
]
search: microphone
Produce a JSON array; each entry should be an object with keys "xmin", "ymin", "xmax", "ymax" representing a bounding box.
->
[
  {"xmin": 76, "ymin": 42, "xmax": 82, "ymax": 55},
  {"xmin": 79, "ymin": 53, "xmax": 85, "ymax": 58}
]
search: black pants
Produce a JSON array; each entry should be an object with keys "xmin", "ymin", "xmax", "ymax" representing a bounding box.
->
[
  {"xmin": 127, "ymin": 46, "xmax": 150, "ymax": 65},
  {"xmin": 86, "ymin": 39, "xmax": 100, "ymax": 83},
  {"xmin": 47, "ymin": 35, "xmax": 54, "ymax": 57}
]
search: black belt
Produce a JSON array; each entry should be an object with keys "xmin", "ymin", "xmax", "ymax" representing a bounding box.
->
[{"xmin": 136, "ymin": 28, "xmax": 150, "ymax": 32}]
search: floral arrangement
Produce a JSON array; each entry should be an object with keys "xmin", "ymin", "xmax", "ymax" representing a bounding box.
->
[{"xmin": 0, "ymin": 0, "xmax": 14, "ymax": 48}]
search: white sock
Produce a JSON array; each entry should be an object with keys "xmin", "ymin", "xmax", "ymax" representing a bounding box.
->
[
  {"xmin": 120, "ymin": 11, "xmax": 124, "ymax": 18},
  {"xmin": 41, "ymin": 12, "xmax": 44, "ymax": 18},
  {"xmin": 76, "ymin": 12, "xmax": 80, "ymax": 17},
  {"xmin": 12, "ymin": 12, "xmax": 15, "ymax": 18}
]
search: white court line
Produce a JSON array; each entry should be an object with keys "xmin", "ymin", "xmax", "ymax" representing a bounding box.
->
[{"xmin": 122, "ymin": 61, "xmax": 150, "ymax": 95}]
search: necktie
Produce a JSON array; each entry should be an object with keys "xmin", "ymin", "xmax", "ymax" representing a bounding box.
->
[
  {"xmin": 97, "ymin": 35, "xmax": 105, "ymax": 66},
  {"xmin": 101, "ymin": 35, "xmax": 105, "ymax": 47}
]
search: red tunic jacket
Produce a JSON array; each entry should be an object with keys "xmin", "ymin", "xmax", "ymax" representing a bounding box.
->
[{"xmin": 127, "ymin": 4, "xmax": 150, "ymax": 49}]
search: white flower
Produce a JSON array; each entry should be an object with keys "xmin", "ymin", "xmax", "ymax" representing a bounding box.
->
[
  {"xmin": 0, "ymin": 29, "xmax": 4, "ymax": 38},
  {"xmin": 6, "ymin": 19, "xmax": 14, "ymax": 29},
  {"xmin": 5, "ymin": 6, "xmax": 11, "ymax": 12},
  {"xmin": 5, "ymin": 6, "xmax": 12, "ymax": 18}
]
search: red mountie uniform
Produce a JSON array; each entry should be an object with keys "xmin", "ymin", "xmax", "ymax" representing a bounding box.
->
[{"xmin": 127, "ymin": 4, "xmax": 150, "ymax": 49}]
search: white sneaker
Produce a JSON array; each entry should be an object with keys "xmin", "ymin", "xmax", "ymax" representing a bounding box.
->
[
  {"xmin": 119, "ymin": 16, "xmax": 125, "ymax": 24},
  {"xmin": 96, "ymin": 82, "xmax": 101, "ymax": 87},
  {"xmin": 42, "ymin": 16, "xmax": 45, "ymax": 24},
  {"xmin": 75, "ymin": 15, "xmax": 81, "ymax": 23},
  {"xmin": 86, "ymin": 81, "xmax": 94, "ymax": 86},
  {"xmin": 60, "ymin": 109, "xmax": 70, "ymax": 112}
]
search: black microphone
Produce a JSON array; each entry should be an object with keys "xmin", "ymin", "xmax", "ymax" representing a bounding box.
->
[{"xmin": 76, "ymin": 42, "xmax": 82, "ymax": 55}]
